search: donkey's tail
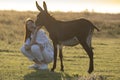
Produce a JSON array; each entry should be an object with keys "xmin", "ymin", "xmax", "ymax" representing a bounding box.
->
[{"xmin": 93, "ymin": 25, "xmax": 100, "ymax": 32}]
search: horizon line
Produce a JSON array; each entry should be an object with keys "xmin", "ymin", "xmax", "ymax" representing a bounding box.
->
[{"xmin": 0, "ymin": 9, "xmax": 120, "ymax": 14}]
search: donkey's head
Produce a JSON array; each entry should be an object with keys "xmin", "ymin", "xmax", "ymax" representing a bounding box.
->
[{"xmin": 35, "ymin": 1, "xmax": 50, "ymax": 27}]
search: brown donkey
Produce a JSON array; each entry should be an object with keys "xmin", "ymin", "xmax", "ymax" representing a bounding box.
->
[{"xmin": 35, "ymin": 1, "xmax": 99, "ymax": 73}]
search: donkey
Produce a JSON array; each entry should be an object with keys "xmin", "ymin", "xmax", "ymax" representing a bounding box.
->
[{"xmin": 35, "ymin": 1, "xmax": 99, "ymax": 73}]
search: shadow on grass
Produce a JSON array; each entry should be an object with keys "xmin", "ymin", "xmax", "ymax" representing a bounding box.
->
[
  {"xmin": 23, "ymin": 69, "xmax": 108, "ymax": 80},
  {"xmin": 61, "ymin": 73, "xmax": 108, "ymax": 80},
  {"xmin": 23, "ymin": 70, "xmax": 73, "ymax": 80}
]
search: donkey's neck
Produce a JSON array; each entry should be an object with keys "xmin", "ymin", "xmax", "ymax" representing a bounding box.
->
[{"xmin": 44, "ymin": 15, "xmax": 59, "ymax": 33}]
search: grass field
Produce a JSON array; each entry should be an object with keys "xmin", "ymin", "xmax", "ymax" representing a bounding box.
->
[
  {"xmin": 0, "ymin": 38, "xmax": 120, "ymax": 80},
  {"xmin": 0, "ymin": 10, "xmax": 120, "ymax": 80}
]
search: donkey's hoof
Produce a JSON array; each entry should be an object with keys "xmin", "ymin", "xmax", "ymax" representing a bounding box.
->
[
  {"xmin": 88, "ymin": 69, "xmax": 93, "ymax": 74},
  {"xmin": 60, "ymin": 69, "xmax": 64, "ymax": 72},
  {"xmin": 51, "ymin": 68, "xmax": 55, "ymax": 72}
]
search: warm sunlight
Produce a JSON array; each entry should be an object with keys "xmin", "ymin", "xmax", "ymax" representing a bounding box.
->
[
  {"xmin": 0, "ymin": 0, "xmax": 120, "ymax": 13},
  {"xmin": 47, "ymin": 0, "xmax": 120, "ymax": 13},
  {"xmin": 47, "ymin": 2, "xmax": 120, "ymax": 13}
]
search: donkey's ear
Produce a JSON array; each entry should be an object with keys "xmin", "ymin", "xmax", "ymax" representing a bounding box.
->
[
  {"xmin": 43, "ymin": 1, "xmax": 48, "ymax": 13},
  {"xmin": 36, "ymin": 1, "xmax": 44, "ymax": 12}
]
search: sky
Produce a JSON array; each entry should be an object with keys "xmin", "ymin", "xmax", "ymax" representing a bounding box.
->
[{"xmin": 0, "ymin": 0, "xmax": 120, "ymax": 13}]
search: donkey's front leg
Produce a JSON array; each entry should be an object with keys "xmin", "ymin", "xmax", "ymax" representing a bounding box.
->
[
  {"xmin": 59, "ymin": 45, "xmax": 64, "ymax": 71},
  {"xmin": 51, "ymin": 43, "xmax": 57, "ymax": 72}
]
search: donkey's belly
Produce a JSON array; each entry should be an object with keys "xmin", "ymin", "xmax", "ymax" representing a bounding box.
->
[{"xmin": 60, "ymin": 37, "xmax": 79, "ymax": 46}]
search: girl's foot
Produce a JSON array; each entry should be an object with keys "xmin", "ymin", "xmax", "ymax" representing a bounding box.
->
[
  {"xmin": 38, "ymin": 63, "xmax": 48, "ymax": 70},
  {"xmin": 28, "ymin": 64, "xmax": 39, "ymax": 69}
]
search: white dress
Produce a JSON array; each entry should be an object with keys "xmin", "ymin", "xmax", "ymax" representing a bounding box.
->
[
  {"xmin": 21, "ymin": 29, "xmax": 54, "ymax": 63},
  {"xmin": 33, "ymin": 29, "xmax": 54, "ymax": 63}
]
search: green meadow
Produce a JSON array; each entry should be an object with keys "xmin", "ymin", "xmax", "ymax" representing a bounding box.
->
[{"xmin": 0, "ymin": 10, "xmax": 120, "ymax": 80}]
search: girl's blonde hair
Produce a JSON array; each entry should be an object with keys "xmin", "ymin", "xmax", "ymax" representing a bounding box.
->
[{"xmin": 24, "ymin": 18, "xmax": 34, "ymax": 42}]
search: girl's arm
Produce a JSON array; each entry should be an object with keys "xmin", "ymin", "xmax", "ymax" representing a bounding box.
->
[
  {"xmin": 36, "ymin": 30, "xmax": 50, "ymax": 47},
  {"xmin": 25, "ymin": 38, "xmax": 31, "ymax": 45},
  {"xmin": 24, "ymin": 38, "xmax": 31, "ymax": 50},
  {"xmin": 30, "ymin": 27, "xmax": 44, "ymax": 50},
  {"xmin": 30, "ymin": 27, "xmax": 40, "ymax": 45}
]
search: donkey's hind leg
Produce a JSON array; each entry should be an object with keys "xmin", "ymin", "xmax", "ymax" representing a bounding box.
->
[
  {"xmin": 86, "ymin": 28, "xmax": 94, "ymax": 49},
  {"xmin": 78, "ymin": 38, "xmax": 94, "ymax": 73}
]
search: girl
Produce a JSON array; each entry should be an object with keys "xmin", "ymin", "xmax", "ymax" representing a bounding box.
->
[{"xmin": 20, "ymin": 18, "xmax": 54, "ymax": 70}]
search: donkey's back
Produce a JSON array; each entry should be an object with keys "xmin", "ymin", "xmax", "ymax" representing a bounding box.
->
[
  {"xmin": 55, "ymin": 18, "xmax": 99, "ymax": 41},
  {"xmin": 60, "ymin": 18, "xmax": 98, "ymax": 31}
]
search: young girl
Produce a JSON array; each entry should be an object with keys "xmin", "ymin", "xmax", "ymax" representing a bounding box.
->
[{"xmin": 20, "ymin": 18, "xmax": 54, "ymax": 70}]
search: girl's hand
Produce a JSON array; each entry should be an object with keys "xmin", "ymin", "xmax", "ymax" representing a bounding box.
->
[
  {"xmin": 38, "ymin": 44, "xmax": 44, "ymax": 51},
  {"xmin": 25, "ymin": 45, "xmax": 31, "ymax": 50}
]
